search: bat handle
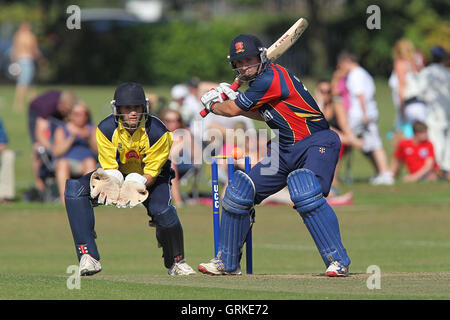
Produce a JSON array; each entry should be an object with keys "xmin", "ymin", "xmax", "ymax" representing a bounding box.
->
[{"xmin": 200, "ymin": 80, "xmax": 241, "ymax": 118}]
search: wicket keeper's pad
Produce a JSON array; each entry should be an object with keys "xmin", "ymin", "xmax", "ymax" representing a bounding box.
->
[
  {"xmin": 219, "ymin": 170, "xmax": 255, "ymax": 272},
  {"xmin": 65, "ymin": 174, "xmax": 100, "ymax": 261},
  {"xmin": 153, "ymin": 206, "xmax": 185, "ymax": 269},
  {"xmin": 287, "ymin": 169, "xmax": 351, "ymax": 267}
]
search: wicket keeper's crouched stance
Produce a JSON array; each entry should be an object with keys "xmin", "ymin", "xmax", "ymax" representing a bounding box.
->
[
  {"xmin": 198, "ymin": 34, "xmax": 351, "ymax": 276},
  {"xmin": 65, "ymin": 82, "xmax": 196, "ymax": 276}
]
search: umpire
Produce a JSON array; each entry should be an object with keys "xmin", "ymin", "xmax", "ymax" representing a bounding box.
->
[{"xmin": 64, "ymin": 82, "xmax": 195, "ymax": 276}]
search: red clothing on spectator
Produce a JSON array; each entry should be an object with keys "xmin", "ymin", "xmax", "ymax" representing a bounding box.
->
[{"xmin": 394, "ymin": 139, "xmax": 437, "ymax": 174}]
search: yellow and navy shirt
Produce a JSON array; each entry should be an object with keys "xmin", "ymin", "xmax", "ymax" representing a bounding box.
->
[{"xmin": 96, "ymin": 114, "xmax": 172, "ymax": 178}]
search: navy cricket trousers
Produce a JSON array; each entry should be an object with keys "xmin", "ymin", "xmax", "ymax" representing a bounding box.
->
[{"xmin": 249, "ymin": 129, "xmax": 341, "ymax": 204}]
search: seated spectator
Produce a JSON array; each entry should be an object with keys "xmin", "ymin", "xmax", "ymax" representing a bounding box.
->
[
  {"xmin": 170, "ymin": 84, "xmax": 202, "ymax": 127},
  {"xmin": 315, "ymin": 80, "xmax": 361, "ymax": 204},
  {"xmin": 411, "ymin": 46, "xmax": 450, "ymax": 180},
  {"xmin": 145, "ymin": 92, "xmax": 167, "ymax": 116},
  {"xmin": 52, "ymin": 102, "xmax": 98, "ymax": 203},
  {"xmin": 0, "ymin": 117, "xmax": 15, "ymax": 203},
  {"xmin": 160, "ymin": 108, "xmax": 199, "ymax": 207},
  {"xmin": 391, "ymin": 121, "xmax": 438, "ymax": 182},
  {"xmin": 331, "ymin": 64, "xmax": 351, "ymax": 113},
  {"xmin": 316, "ymin": 79, "xmax": 363, "ymax": 151},
  {"xmin": 170, "ymin": 82, "xmax": 205, "ymax": 145},
  {"xmin": 28, "ymin": 90, "xmax": 77, "ymax": 195}
]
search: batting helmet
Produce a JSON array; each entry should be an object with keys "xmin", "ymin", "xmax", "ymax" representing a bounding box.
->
[
  {"xmin": 110, "ymin": 82, "xmax": 150, "ymax": 128},
  {"xmin": 227, "ymin": 34, "xmax": 268, "ymax": 81}
]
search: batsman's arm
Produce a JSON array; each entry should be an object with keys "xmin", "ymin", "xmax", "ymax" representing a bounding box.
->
[
  {"xmin": 210, "ymin": 99, "xmax": 265, "ymax": 121},
  {"xmin": 210, "ymin": 100, "xmax": 242, "ymax": 117}
]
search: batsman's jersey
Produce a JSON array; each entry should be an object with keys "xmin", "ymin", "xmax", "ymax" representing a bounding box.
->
[
  {"xmin": 234, "ymin": 62, "xmax": 329, "ymax": 146},
  {"xmin": 96, "ymin": 114, "xmax": 172, "ymax": 177}
]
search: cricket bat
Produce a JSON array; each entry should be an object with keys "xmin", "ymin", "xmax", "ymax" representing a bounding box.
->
[{"xmin": 200, "ymin": 17, "xmax": 309, "ymax": 117}]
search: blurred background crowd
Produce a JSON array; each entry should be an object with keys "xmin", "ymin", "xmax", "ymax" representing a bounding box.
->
[{"xmin": 0, "ymin": 0, "xmax": 448, "ymax": 206}]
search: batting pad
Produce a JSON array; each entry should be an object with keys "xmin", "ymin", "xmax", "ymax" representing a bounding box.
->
[
  {"xmin": 287, "ymin": 169, "xmax": 350, "ymax": 267},
  {"xmin": 65, "ymin": 178, "xmax": 100, "ymax": 261},
  {"xmin": 219, "ymin": 171, "xmax": 255, "ymax": 272}
]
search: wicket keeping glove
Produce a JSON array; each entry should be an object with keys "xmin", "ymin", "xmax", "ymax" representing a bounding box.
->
[
  {"xmin": 200, "ymin": 88, "xmax": 223, "ymax": 112},
  {"xmin": 217, "ymin": 82, "xmax": 238, "ymax": 100},
  {"xmin": 90, "ymin": 168, "xmax": 124, "ymax": 206},
  {"xmin": 116, "ymin": 173, "xmax": 149, "ymax": 208}
]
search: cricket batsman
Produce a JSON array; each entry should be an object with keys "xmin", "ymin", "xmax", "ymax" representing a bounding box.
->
[
  {"xmin": 64, "ymin": 82, "xmax": 196, "ymax": 276},
  {"xmin": 198, "ymin": 34, "xmax": 351, "ymax": 276}
]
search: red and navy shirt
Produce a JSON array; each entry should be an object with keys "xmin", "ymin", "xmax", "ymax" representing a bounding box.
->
[{"xmin": 234, "ymin": 62, "xmax": 329, "ymax": 146}]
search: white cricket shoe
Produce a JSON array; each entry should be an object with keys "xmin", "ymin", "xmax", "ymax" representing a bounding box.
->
[
  {"xmin": 369, "ymin": 172, "xmax": 394, "ymax": 186},
  {"xmin": 198, "ymin": 258, "xmax": 242, "ymax": 276},
  {"xmin": 79, "ymin": 254, "xmax": 102, "ymax": 276},
  {"xmin": 168, "ymin": 260, "xmax": 196, "ymax": 275},
  {"xmin": 326, "ymin": 261, "xmax": 349, "ymax": 277}
]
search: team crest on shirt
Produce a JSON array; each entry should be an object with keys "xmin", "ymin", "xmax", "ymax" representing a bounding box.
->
[
  {"xmin": 319, "ymin": 147, "xmax": 326, "ymax": 154},
  {"xmin": 235, "ymin": 41, "xmax": 245, "ymax": 54},
  {"xmin": 419, "ymin": 148, "xmax": 429, "ymax": 158},
  {"xmin": 126, "ymin": 150, "xmax": 140, "ymax": 159}
]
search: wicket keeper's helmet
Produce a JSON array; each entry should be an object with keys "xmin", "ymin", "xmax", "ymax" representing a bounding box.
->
[
  {"xmin": 110, "ymin": 82, "xmax": 150, "ymax": 128},
  {"xmin": 228, "ymin": 34, "xmax": 268, "ymax": 81}
]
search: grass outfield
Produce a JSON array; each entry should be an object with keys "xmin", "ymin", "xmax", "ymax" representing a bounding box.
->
[
  {"xmin": 0, "ymin": 182, "xmax": 449, "ymax": 300},
  {"xmin": 0, "ymin": 83, "xmax": 449, "ymax": 301}
]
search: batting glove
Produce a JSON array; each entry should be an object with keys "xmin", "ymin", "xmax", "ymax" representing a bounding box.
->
[
  {"xmin": 90, "ymin": 168, "xmax": 123, "ymax": 206},
  {"xmin": 200, "ymin": 88, "xmax": 223, "ymax": 112},
  {"xmin": 116, "ymin": 173, "xmax": 149, "ymax": 208},
  {"xmin": 217, "ymin": 83, "xmax": 239, "ymax": 100}
]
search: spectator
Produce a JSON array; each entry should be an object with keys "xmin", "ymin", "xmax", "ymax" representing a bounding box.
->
[
  {"xmin": 171, "ymin": 82, "xmax": 207, "ymax": 146},
  {"xmin": 28, "ymin": 90, "xmax": 77, "ymax": 195},
  {"xmin": 10, "ymin": 21, "xmax": 45, "ymax": 113},
  {"xmin": 388, "ymin": 39, "xmax": 427, "ymax": 143},
  {"xmin": 145, "ymin": 92, "xmax": 167, "ymax": 116},
  {"xmin": 315, "ymin": 80, "xmax": 361, "ymax": 205},
  {"xmin": 412, "ymin": 46, "xmax": 450, "ymax": 179},
  {"xmin": 331, "ymin": 64, "xmax": 351, "ymax": 113},
  {"xmin": 0, "ymin": 118, "xmax": 15, "ymax": 203},
  {"xmin": 170, "ymin": 84, "xmax": 202, "ymax": 127},
  {"xmin": 338, "ymin": 51, "xmax": 394, "ymax": 185},
  {"xmin": 160, "ymin": 108, "xmax": 198, "ymax": 207},
  {"xmin": 391, "ymin": 121, "xmax": 438, "ymax": 182},
  {"xmin": 187, "ymin": 77, "xmax": 222, "ymax": 100},
  {"xmin": 52, "ymin": 102, "xmax": 98, "ymax": 203},
  {"xmin": 315, "ymin": 80, "xmax": 363, "ymax": 151}
]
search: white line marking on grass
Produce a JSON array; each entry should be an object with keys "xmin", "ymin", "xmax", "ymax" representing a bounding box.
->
[
  {"xmin": 402, "ymin": 240, "xmax": 450, "ymax": 248},
  {"xmin": 255, "ymin": 243, "xmax": 316, "ymax": 251}
]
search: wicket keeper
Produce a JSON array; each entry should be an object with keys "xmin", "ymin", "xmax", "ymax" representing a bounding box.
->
[
  {"xmin": 198, "ymin": 34, "xmax": 351, "ymax": 276},
  {"xmin": 65, "ymin": 82, "xmax": 196, "ymax": 276}
]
